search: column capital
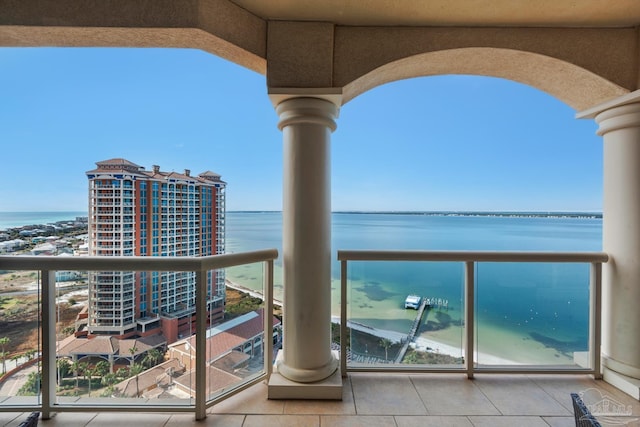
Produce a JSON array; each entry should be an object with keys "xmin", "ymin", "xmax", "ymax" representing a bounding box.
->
[
  {"xmin": 268, "ymin": 87, "xmax": 342, "ymax": 109},
  {"xmin": 273, "ymin": 95, "xmax": 340, "ymax": 132},
  {"xmin": 577, "ymin": 89, "xmax": 640, "ymax": 136}
]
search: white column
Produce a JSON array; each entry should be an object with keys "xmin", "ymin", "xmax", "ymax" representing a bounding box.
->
[
  {"xmin": 275, "ymin": 97, "xmax": 339, "ymax": 383},
  {"xmin": 579, "ymin": 93, "xmax": 640, "ymax": 381}
]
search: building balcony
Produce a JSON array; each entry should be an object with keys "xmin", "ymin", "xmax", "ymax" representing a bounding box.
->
[{"xmin": 0, "ymin": 249, "xmax": 616, "ymax": 424}]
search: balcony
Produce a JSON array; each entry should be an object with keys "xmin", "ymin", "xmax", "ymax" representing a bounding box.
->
[
  {"xmin": 0, "ymin": 248, "xmax": 618, "ymax": 423},
  {"xmin": 5, "ymin": 1, "xmax": 640, "ymax": 425}
]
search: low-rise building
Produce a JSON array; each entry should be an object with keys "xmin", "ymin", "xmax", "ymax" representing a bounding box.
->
[{"xmin": 0, "ymin": 239, "xmax": 26, "ymax": 253}]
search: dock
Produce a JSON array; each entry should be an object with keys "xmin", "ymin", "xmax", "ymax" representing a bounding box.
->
[
  {"xmin": 394, "ymin": 297, "xmax": 428, "ymax": 363},
  {"xmin": 393, "ymin": 296, "xmax": 449, "ymax": 363}
]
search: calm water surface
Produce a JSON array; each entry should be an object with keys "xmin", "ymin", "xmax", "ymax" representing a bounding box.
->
[
  {"xmin": 226, "ymin": 211, "xmax": 602, "ymax": 364},
  {"xmin": 3, "ymin": 210, "xmax": 603, "ymax": 363}
]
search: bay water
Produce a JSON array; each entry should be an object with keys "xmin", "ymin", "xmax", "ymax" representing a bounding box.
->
[
  {"xmin": 0, "ymin": 211, "xmax": 87, "ymax": 230},
  {"xmin": 226, "ymin": 211, "xmax": 603, "ymax": 364},
  {"xmin": 2, "ymin": 210, "xmax": 603, "ymax": 364}
]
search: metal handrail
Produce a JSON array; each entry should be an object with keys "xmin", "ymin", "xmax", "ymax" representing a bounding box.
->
[
  {"xmin": 338, "ymin": 249, "xmax": 607, "ymax": 378},
  {"xmin": 338, "ymin": 250, "xmax": 608, "ymax": 263},
  {"xmin": 0, "ymin": 249, "xmax": 278, "ymax": 421}
]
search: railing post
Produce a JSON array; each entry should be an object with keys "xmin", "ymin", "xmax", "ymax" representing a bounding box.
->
[
  {"xmin": 590, "ymin": 262, "xmax": 603, "ymax": 379},
  {"xmin": 465, "ymin": 261, "xmax": 475, "ymax": 379},
  {"xmin": 340, "ymin": 260, "xmax": 348, "ymax": 377},
  {"xmin": 264, "ymin": 260, "xmax": 274, "ymax": 378},
  {"xmin": 41, "ymin": 270, "xmax": 56, "ymax": 419},
  {"xmin": 195, "ymin": 267, "xmax": 207, "ymax": 421}
]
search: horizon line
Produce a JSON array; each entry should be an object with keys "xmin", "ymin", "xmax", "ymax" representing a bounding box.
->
[{"xmin": 0, "ymin": 209, "xmax": 604, "ymax": 215}]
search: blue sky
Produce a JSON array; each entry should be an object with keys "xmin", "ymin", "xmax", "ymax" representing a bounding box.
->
[{"xmin": 0, "ymin": 47, "xmax": 602, "ymax": 212}]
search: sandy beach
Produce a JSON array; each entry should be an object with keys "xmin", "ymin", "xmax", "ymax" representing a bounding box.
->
[
  {"xmin": 225, "ymin": 279, "xmax": 283, "ymax": 307},
  {"xmin": 331, "ymin": 316, "xmax": 518, "ymax": 365}
]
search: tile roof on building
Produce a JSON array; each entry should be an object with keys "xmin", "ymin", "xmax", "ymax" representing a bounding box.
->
[
  {"xmin": 57, "ymin": 334, "xmax": 166, "ymax": 359},
  {"xmin": 169, "ymin": 309, "xmax": 280, "ymax": 362},
  {"xmin": 58, "ymin": 335, "xmax": 119, "ymax": 357},
  {"xmin": 96, "ymin": 158, "xmax": 141, "ymax": 167},
  {"xmin": 86, "ymin": 158, "xmax": 146, "ymax": 175},
  {"xmin": 173, "ymin": 366, "xmax": 241, "ymax": 396},
  {"xmin": 87, "ymin": 158, "xmax": 225, "ymax": 186},
  {"xmin": 114, "ymin": 358, "xmax": 185, "ymax": 398}
]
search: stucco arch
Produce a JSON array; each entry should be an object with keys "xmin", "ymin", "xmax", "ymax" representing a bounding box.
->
[{"xmin": 342, "ymin": 47, "xmax": 629, "ymax": 111}]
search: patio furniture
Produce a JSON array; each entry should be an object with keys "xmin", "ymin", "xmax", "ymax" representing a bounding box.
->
[
  {"xmin": 17, "ymin": 411, "xmax": 39, "ymax": 427},
  {"xmin": 571, "ymin": 393, "xmax": 602, "ymax": 427}
]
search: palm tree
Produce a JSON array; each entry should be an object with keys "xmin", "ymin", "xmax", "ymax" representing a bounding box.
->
[
  {"xmin": 0, "ymin": 337, "xmax": 9, "ymax": 374},
  {"xmin": 85, "ymin": 364, "xmax": 95, "ymax": 396},
  {"xmin": 71, "ymin": 360, "xmax": 84, "ymax": 389},
  {"xmin": 0, "ymin": 352, "xmax": 8, "ymax": 375},
  {"xmin": 101, "ymin": 372, "xmax": 118, "ymax": 397},
  {"xmin": 10, "ymin": 353, "xmax": 21, "ymax": 373},
  {"xmin": 25, "ymin": 349, "xmax": 37, "ymax": 361},
  {"xmin": 56, "ymin": 358, "xmax": 71, "ymax": 385},
  {"xmin": 143, "ymin": 348, "xmax": 163, "ymax": 368},
  {"xmin": 78, "ymin": 362, "xmax": 89, "ymax": 391},
  {"xmin": 95, "ymin": 360, "xmax": 110, "ymax": 377},
  {"xmin": 101, "ymin": 372, "xmax": 117, "ymax": 388},
  {"xmin": 130, "ymin": 363, "xmax": 144, "ymax": 397},
  {"xmin": 379, "ymin": 338, "xmax": 393, "ymax": 361},
  {"xmin": 128, "ymin": 345, "xmax": 138, "ymax": 369}
]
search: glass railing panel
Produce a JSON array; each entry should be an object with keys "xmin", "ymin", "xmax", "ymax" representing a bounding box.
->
[
  {"xmin": 0, "ymin": 269, "xmax": 42, "ymax": 406},
  {"xmin": 205, "ymin": 263, "xmax": 274, "ymax": 402},
  {"xmin": 0, "ymin": 249, "xmax": 278, "ymax": 415},
  {"xmin": 55, "ymin": 269, "xmax": 193, "ymax": 407},
  {"xmin": 227, "ymin": 261, "xmax": 283, "ymax": 304},
  {"xmin": 475, "ymin": 262, "xmax": 590, "ymax": 368},
  {"xmin": 342, "ymin": 261, "xmax": 464, "ymax": 368}
]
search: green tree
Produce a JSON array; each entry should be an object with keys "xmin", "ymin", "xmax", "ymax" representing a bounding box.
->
[
  {"xmin": 101, "ymin": 372, "xmax": 118, "ymax": 388},
  {"xmin": 130, "ymin": 363, "xmax": 144, "ymax": 397},
  {"xmin": 379, "ymin": 338, "xmax": 393, "ymax": 361},
  {"xmin": 0, "ymin": 337, "xmax": 10, "ymax": 374},
  {"xmin": 128, "ymin": 346, "xmax": 138, "ymax": 369},
  {"xmin": 71, "ymin": 360, "xmax": 85, "ymax": 389},
  {"xmin": 25, "ymin": 349, "xmax": 37, "ymax": 361},
  {"xmin": 10, "ymin": 353, "xmax": 21, "ymax": 366},
  {"xmin": 17, "ymin": 371, "xmax": 41, "ymax": 396},
  {"xmin": 56, "ymin": 358, "xmax": 71, "ymax": 384},
  {"xmin": 101, "ymin": 372, "xmax": 119, "ymax": 397},
  {"xmin": 85, "ymin": 364, "xmax": 95, "ymax": 396},
  {"xmin": 143, "ymin": 348, "xmax": 163, "ymax": 368},
  {"xmin": 0, "ymin": 352, "xmax": 8, "ymax": 375},
  {"xmin": 95, "ymin": 360, "xmax": 110, "ymax": 377}
]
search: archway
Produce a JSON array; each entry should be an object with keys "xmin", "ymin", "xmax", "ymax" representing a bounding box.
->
[{"xmin": 342, "ymin": 47, "xmax": 628, "ymax": 111}]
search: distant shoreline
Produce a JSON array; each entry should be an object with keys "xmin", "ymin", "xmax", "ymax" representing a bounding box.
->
[
  {"xmin": 1, "ymin": 210, "xmax": 602, "ymax": 231},
  {"xmin": 0, "ymin": 210, "xmax": 603, "ymax": 219},
  {"xmin": 228, "ymin": 210, "xmax": 602, "ymax": 219}
]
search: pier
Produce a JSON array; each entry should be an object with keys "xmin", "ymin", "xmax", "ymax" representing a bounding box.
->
[
  {"xmin": 394, "ymin": 298, "xmax": 428, "ymax": 363},
  {"xmin": 394, "ymin": 296, "xmax": 449, "ymax": 363}
]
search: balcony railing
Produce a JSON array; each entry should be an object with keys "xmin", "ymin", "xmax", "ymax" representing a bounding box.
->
[
  {"xmin": 0, "ymin": 249, "xmax": 277, "ymax": 421},
  {"xmin": 338, "ymin": 250, "xmax": 607, "ymax": 378}
]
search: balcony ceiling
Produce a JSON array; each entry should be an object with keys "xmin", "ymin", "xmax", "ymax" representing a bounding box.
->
[{"xmin": 230, "ymin": 0, "xmax": 640, "ymax": 27}]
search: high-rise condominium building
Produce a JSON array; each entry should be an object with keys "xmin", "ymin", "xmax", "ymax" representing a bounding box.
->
[{"xmin": 86, "ymin": 158, "xmax": 226, "ymax": 343}]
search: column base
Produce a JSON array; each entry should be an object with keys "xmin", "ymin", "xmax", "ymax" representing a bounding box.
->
[
  {"xmin": 268, "ymin": 351, "xmax": 343, "ymax": 400},
  {"xmin": 603, "ymin": 366, "xmax": 640, "ymax": 400}
]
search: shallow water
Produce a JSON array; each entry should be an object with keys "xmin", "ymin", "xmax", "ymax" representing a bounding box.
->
[{"xmin": 226, "ymin": 211, "xmax": 602, "ymax": 364}]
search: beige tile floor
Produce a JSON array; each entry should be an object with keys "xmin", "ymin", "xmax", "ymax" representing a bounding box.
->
[{"xmin": 2, "ymin": 373, "xmax": 640, "ymax": 426}]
